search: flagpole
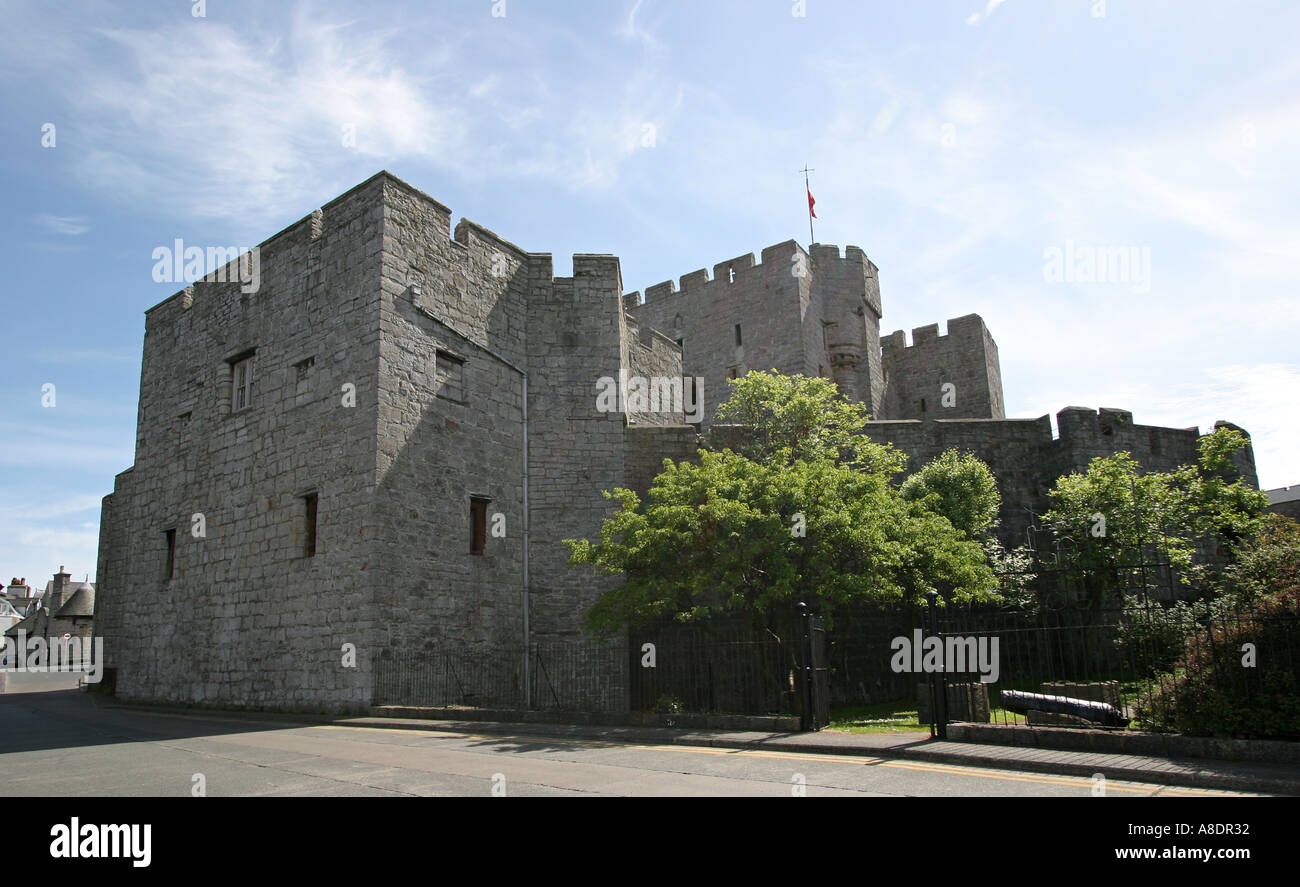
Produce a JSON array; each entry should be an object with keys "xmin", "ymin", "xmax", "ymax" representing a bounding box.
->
[{"xmin": 801, "ymin": 165, "xmax": 815, "ymax": 247}]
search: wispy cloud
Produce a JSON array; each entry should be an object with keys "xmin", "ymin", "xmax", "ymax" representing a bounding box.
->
[
  {"xmin": 35, "ymin": 214, "xmax": 90, "ymax": 235},
  {"xmin": 966, "ymin": 0, "xmax": 1009, "ymax": 26}
]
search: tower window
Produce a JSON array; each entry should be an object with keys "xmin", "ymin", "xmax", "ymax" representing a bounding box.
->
[
  {"xmin": 304, "ymin": 493, "xmax": 318, "ymax": 558},
  {"xmin": 436, "ymin": 350, "xmax": 466, "ymax": 403},
  {"xmin": 164, "ymin": 529, "xmax": 176, "ymax": 580},
  {"xmin": 734, "ymin": 324, "xmax": 743, "ymax": 347},
  {"xmin": 470, "ymin": 497, "xmax": 490, "ymax": 556},
  {"xmin": 230, "ymin": 355, "xmax": 255, "ymax": 412}
]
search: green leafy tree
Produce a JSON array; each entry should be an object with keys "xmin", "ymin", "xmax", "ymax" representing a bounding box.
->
[
  {"xmin": 1040, "ymin": 427, "xmax": 1268, "ymax": 601},
  {"xmin": 1223, "ymin": 514, "xmax": 1300, "ymax": 604},
  {"xmin": 567, "ymin": 372, "xmax": 997, "ymax": 635},
  {"xmin": 713, "ymin": 371, "xmax": 903, "ymax": 473},
  {"xmin": 902, "ymin": 448, "xmax": 1037, "ymax": 611},
  {"xmin": 901, "ymin": 449, "xmax": 1001, "ymax": 541}
]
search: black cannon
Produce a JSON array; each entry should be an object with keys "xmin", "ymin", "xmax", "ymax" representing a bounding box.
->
[{"xmin": 1000, "ymin": 690, "xmax": 1130, "ymax": 728}]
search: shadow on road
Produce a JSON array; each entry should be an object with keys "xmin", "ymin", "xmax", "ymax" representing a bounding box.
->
[{"xmin": 0, "ymin": 689, "xmax": 331, "ymax": 754}]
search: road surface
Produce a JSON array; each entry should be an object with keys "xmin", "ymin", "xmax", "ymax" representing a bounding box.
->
[{"xmin": 0, "ymin": 689, "xmax": 1255, "ymax": 797}]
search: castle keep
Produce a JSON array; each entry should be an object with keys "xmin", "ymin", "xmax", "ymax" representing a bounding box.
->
[{"xmin": 95, "ymin": 171, "xmax": 1258, "ymax": 713}]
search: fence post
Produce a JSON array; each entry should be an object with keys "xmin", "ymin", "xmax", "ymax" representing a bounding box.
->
[
  {"xmin": 797, "ymin": 601, "xmax": 813, "ymax": 731},
  {"xmin": 927, "ymin": 591, "xmax": 947, "ymax": 739}
]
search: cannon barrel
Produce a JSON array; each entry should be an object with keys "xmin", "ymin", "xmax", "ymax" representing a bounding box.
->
[{"xmin": 1000, "ymin": 690, "xmax": 1129, "ymax": 727}]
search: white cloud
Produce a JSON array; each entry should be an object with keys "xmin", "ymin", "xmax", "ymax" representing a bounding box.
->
[
  {"xmin": 35, "ymin": 214, "xmax": 90, "ymax": 235},
  {"xmin": 966, "ymin": 0, "xmax": 1009, "ymax": 26}
]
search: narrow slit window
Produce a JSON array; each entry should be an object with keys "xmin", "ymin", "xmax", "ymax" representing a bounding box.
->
[
  {"xmin": 470, "ymin": 497, "xmax": 490, "ymax": 556},
  {"xmin": 734, "ymin": 324, "xmax": 743, "ymax": 347},
  {"xmin": 304, "ymin": 493, "xmax": 318, "ymax": 558},
  {"xmin": 164, "ymin": 528, "xmax": 176, "ymax": 580}
]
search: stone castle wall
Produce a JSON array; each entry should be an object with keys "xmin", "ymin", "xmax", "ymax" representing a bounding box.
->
[
  {"xmin": 880, "ymin": 314, "xmax": 1004, "ymax": 421},
  {"xmin": 96, "ymin": 174, "xmax": 390, "ymax": 713},
  {"xmin": 96, "ymin": 170, "xmax": 1260, "ymax": 714},
  {"xmin": 372, "ymin": 179, "xmax": 533, "ymax": 657}
]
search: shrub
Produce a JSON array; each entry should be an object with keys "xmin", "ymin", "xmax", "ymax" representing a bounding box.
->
[
  {"xmin": 1115, "ymin": 599, "xmax": 1202, "ymax": 677},
  {"xmin": 1137, "ymin": 589, "xmax": 1300, "ymax": 738}
]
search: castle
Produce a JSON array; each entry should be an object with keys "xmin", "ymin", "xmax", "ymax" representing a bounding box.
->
[{"xmin": 94, "ymin": 171, "xmax": 1258, "ymax": 713}]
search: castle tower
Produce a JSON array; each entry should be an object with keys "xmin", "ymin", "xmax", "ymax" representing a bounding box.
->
[
  {"xmin": 879, "ymin": 314, "xmax": 1004, "ymax": 420},
  {"xmin": 626, "ymin": 240, "xmax": 886, "ymax": 426}
]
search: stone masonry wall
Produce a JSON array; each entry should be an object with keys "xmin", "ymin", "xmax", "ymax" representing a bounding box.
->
[
  {"xmin": 880, "ymin": 314, "xmax": 1005, "ymax": 420},
  {"xmin": 624, "ymin": 314, "xmax": 688, "ymax": 427},
  {"xmin": 525, "ymin": 255, "xmax": 631, "ymax": 641},
  {"xmin": 372, "ymin": 178, "xmax": 532, "ymax": 656},
  {"xmin": 96, "ymin": 173, "xmax": 390, "ymax": 713},
  {"xmin": 629, "ymin": 241, "xmax": 819, "ymax": 427}
]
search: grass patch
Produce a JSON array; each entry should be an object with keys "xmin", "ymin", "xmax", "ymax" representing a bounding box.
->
[{"xmin": 829, "ymin": 701, "xmax": 925, "ymax": 733}]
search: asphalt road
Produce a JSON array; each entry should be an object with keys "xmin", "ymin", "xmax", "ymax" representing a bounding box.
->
[{"xmin": 0, "ymin": 689, "xmax": 1257, "ymax": 797}]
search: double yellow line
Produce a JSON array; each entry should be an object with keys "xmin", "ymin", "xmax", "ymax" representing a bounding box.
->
[{"xmin": 313, "ymin": 724, "xmax": 1246, "ymax": 797}]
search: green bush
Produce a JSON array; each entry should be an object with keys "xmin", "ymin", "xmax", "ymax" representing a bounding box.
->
[
  {"xmin": 1115, "ymin": 599, "xmax": 1202, "ymax": 676},
  {"xmin": 1137, "ymin": 590, "xmax": 1300, "ymax": 739}
]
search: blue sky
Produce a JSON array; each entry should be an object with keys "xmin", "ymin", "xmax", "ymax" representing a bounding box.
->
[{"xmin": 1, "ymin": 0, "xmax": 1297, "ymax": 584}]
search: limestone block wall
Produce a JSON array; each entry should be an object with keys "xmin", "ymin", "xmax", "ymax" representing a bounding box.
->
[
  {"xmin": 629, "ymin": 241, "xmax": 819, "ymax": 427},
  {"xmin": 880, "ymin": 314, "xmax": 1005, "ymax": 420},
  {"xmin": 95, "ymin": 173, "xmax": 390, "ymax": 713},
  {"xmin": 623, "ymin": 426, "xmax": 701, "ymax": 497},
  {"xmin": 864, "ymin": 416, "xmax": 1054, "ymax": 548},
  {"xmin": 373, "ymin": 178, "xmax": 534, "ymax": 655},
  {"xmin": 865, "ymin": 408, "xmax": 1259, "ymax": 553},
  {"xmin": 811, "ymin": 244, "xmax": 884, "ymax": 416},
  {"xmin": 624, "ymin": 315, "xmax": 688, "ymax": 427},
  {"xmin": 525, "ymin": 254, "xmax": 631, "ymax": 640}
]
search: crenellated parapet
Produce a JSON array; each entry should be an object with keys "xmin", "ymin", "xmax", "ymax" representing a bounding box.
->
[
  {"xmin": 879, "ymin": 313, "xmax": 1004, "ymax": 421},
  {"xmin": 627, "ymin": 239, "xmax": 886, "ymax": 424}
]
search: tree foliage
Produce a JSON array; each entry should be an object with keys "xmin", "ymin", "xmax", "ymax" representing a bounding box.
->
[
  {"xmin": 1039, "ymin": 427, "xmax": 1268, "ymax": 589},
  {"xmin": 901, "ymin": 449, "xmax": 1001, "ymax": 541},
  {"xmin": 567, "ymin": 372, "xmax": 997, "ymax": 635},
  {"xmin": 1223, "ymin": 514, "xmax": 1300, "ymax": 603}
]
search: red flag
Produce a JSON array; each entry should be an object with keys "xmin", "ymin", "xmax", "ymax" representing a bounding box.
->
[{"xmin": 807, "ymin": 186, "xmax": 817, "ymax": 219}]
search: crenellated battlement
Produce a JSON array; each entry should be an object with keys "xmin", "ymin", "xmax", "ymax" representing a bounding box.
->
[
  {"xmin": 881, "ymin": 314, "xmax": 993, "ymax": 355},
  {"xmin": 633, "ymin": 239, "xmax": 876, "ymax": 307}
]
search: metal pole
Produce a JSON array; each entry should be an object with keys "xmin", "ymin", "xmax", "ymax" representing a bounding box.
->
[
  {"xmin": 797, "ymin": 601, "xmax": 811, "ymax": 731},
  {"xmin": 802, "ymin": 165, "xmax": 816, "ymax": 247},
  {"xmin": 522, "ymin": 375, "xmax": 531, "ymax": 708},
  {"xmin": 927, "ymin": 590, "xmax": 947, "ymax": 739}
]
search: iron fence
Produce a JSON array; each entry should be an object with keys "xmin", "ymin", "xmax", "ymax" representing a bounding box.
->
[
  {"xmin": 373, "ymin": 617, "xmax": 826, "ymax": 721},
  {"xmin": 925, "ymin": 602, "xmax": 1300, "ymax": 736}
]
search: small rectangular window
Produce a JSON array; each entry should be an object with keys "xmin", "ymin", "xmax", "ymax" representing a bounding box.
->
[
  {"xmin": 231, "ymin": 355, "xmax": 255, "ymax": 412},
  {"xmin": 164, "ymin": 528, "xmax": 176, "ymax": 580},
  {"xmin": 436, "ymin": 350, "xmax": 466, "ymax": 403},
  {"xmin": 470, "ymin": 497, "xmax": 490, "ymax": 556},
  {"xmin": 734, "ymin": 324, "xmax": 743, "ymax": 347},
  {"xmin": 304, "ymin": 493, "xmax": 318, "ymax": 558},
  {"xmin": 175, "ymin": 412, "xmax": 192, "ymax": 450}
]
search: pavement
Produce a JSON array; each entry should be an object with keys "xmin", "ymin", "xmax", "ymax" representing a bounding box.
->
[{"xmin": 341, "ymin": 714, "xmax": 1300, "ymax": 795}]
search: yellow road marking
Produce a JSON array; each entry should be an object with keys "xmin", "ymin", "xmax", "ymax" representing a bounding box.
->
[{"xmin": 308, "ymin": 724, "xmax": 1245, "ymax": 796}]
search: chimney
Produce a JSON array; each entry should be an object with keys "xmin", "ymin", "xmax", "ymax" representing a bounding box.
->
[{"xmin": 50, "ymin": 565, "xmax": 70, "ymax": 613}]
